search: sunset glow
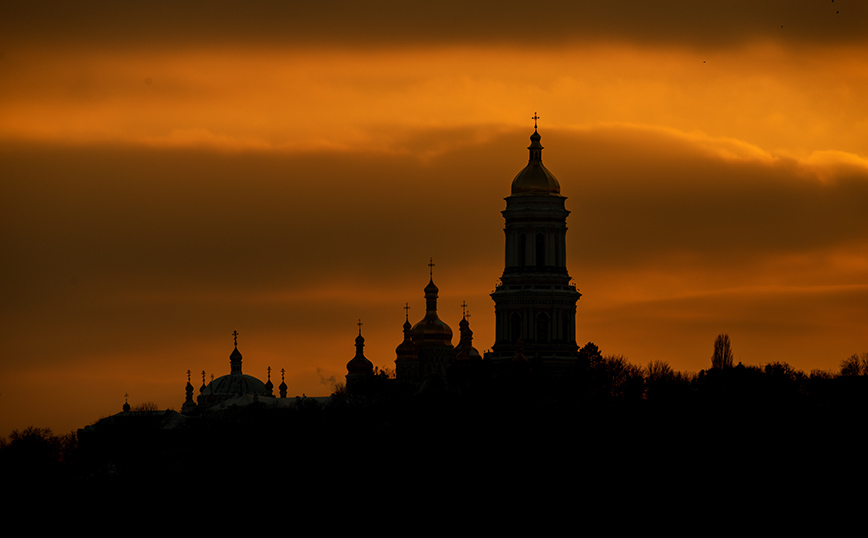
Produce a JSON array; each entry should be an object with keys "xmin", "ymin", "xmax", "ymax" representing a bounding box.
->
[{"xmin": 2, "ymin": 1, "xmax": 867, "ymax": 436}]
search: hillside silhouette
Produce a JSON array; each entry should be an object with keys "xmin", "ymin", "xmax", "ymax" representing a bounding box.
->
[{"xmin": 4, "ymin": 341, "xmax": 867, "ymax": 493}]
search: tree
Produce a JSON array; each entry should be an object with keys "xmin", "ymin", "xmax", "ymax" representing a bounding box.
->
[
  {"xmin": 131, "ymin": 401, "xmax": 161, "ymax": 412},
  {"xmin": 839, "ymin": 353, "xmax": 864, "ymax": 376},
  {"xmin": 711, "ymin": 334, "xmax": 734, "ymax": 369},
  {"xmin": 595, "ymin": 354, "xmax": 645, "ymax": 400},
  {"xmin": 578, "ymin": 342, "xmax": 603, "ymax": 369},
  {"xmin": 647, "ymin": 360, "xmax": 674, "ymax": 384}
]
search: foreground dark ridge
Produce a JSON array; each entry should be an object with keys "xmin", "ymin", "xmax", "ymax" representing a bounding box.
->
[{"xmin": 4, "ymin": 347, "xmax": 868, "ymax": 491}]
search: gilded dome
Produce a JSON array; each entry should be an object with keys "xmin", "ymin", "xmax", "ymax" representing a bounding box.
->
[
  {"xmin": 411, "ymin": 277, "xmax": 453, "ymax": 346},
  {"xmin": 511, "ymin": 129, "xmax": 561, "ymax": 196}
]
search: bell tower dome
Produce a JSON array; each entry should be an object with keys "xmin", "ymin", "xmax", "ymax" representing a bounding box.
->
[{"xmin": 487, "ymin": 115, "xmax": 581, "ymax": 373}]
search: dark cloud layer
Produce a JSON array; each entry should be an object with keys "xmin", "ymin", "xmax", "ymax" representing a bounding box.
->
[
  {"xmin": 3, "ymin": 124, "xmax": 865, "ymax": 342},
  {"xmin": 3, "ymin": 1, "xmax": 866, "ymax": 52}
]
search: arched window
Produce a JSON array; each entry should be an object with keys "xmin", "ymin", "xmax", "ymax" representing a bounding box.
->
[
  {"xmin": 510, "ymin": 312, "xmax": 522, "ymax": 342},
  {"xmin": 562, "ymin": 313, "xmax": 573, "ymax": 342},
  {"xmin": 536, "ymin": 312, "xmax": 550, "ymax": 343},
  {"xmin": 535, "ymin": 233, "xmax": 546, "ymax": 267}
]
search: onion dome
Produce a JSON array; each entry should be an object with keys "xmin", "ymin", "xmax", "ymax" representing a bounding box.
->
[
  {"xmin": 511, "ymin": 124, "xmax": 561, "ymax": 196},
  {"xmin": 410, "ymin": 275, "xmax": 453, "ymax": 346},
  {"xmin": 396, "ymin": 305, "xmax": 418, "ymax": 358},
  {"xmin": 265, "ymin": 366, "xmax": 274, "ymax": 397},
  {"xmin": 279, "ymin": 368, "xmax": 288, "ymax": 398},
  {"xmin": 182, "ymin": 370, "xmax": 198, "ymax": 413},
  {"xmin": 198, "ymin": 332, "xmax": 270, "ymax": 405},
  {"xmin": 185, "ymin": 370, "xmax": 195, "ymax": 401},
  {"xmin": 453, "ymin": 308, "xmax": 481, "ymax": 361},
  {"xmin": 347, "ymin": 325, "xmax": 374, "ymax": 376}
]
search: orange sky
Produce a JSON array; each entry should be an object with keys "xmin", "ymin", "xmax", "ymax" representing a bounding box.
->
[{"xmin": 2, "ymin": 1, "xmax": 867, "ymax": 436}]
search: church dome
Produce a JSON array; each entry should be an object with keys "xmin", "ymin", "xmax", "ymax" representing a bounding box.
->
[
  {"xmin": 206, "ymin": 372, "xmax": 269, "ymax": 398},
  {"xmin": 396, "ymin": 318, "xmax": 418, "ymax": 357},
  {"xmin": 347, "ymin": 331, "xmax": 374, "ymax": 375},
  {"xmin": 197, "ymin": 338, "xmax": 271, "ymax": 407},
  {"xmin": 411, "ymin": 277, "xmax": 453, "ymax": 345},
  {"xmin": 511, "ymin": 129, "xmax": 561, "ymax": 196}
]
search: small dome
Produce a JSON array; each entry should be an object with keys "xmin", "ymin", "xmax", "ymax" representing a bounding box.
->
[
  {"xmin": 511, "ymin": 129, "xmax": 561, "ymax": 196},
  {"xmin": 347, "ymin": 328, "xmax": 373, "ymax": 375},
  {"xmin": 453, "ymin": 314, "xmax": 480, "ymax": 361},
  {"xmin": 396, "ymin": 318, "xmax": 417, "ymax": 357}
]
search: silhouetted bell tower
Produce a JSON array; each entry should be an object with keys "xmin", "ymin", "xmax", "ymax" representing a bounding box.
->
[{"xmin": 487, "ymin": 117, "xmax": 581, "ymax": 372}]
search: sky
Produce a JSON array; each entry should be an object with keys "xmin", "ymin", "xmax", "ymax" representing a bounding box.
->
[{"xmin": 2, "ymin": 1, "xmax": 867, "ymax": 436}]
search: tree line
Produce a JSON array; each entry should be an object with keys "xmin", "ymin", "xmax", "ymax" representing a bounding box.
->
[{"xmin": 2, "ymin": 333, "xmax": 866, "ymax": 487}]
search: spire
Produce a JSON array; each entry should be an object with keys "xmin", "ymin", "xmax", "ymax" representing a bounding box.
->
[
  {"xmin": 265, "ymin": 366, "xmax": 274, "ymax": 396},
  {"xmin": 279, "ymin": 368, "xmax": 288, "ymax": 398},
  {"xmin": 182, "ymin": 370, "xmax": 198, "ymax": 414},
  {"xmin": 453, "ymin": 302, "xmax": 481, "ymax": 361},
  {"xmin": 528, "ymin": 112, "xmax": 544, "ymax": 163},
  {"xmin": 347, "ymin": 320, "xmax": 373, "ymax": 375},
  {"xmin": 229, "ymin": 330, "xmax": 243, "ymax": 374},
  {"xmin": 424, "ymin": 258, "xmax": 439, "ymax": 313},
  {"xmin": 185, "ymin": 369, "xmax": 194, "ymax": 400},
  {"xmin": 511, "ymin": 113, "xmax": 560, "ymax": 196},
  {"xmin": 396, "ymin": 302, "xmax": 418, "ymax": 359},
  {"xmin": 411, "ymin": 259, "xmax": 453, "ymax": 345}
]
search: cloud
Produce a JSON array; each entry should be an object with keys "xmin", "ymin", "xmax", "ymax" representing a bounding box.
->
[{"xmin": 3, "ymin": 1, "xmax": 867, "ymax": 52}]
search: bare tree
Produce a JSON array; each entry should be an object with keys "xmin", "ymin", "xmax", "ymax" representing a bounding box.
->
[
  {"xmin": 840, "ymin": 353, "xmax": 863, "ymax": 376},
  {"xmin": 711, "ymin": 334, "xmax": 734, "ymax": 369},
  {"xmin": 131, "ymin": 401, "xmax": 161, "ymax": 412},
  {"xmin": 647, "ymin": 360, "xmax": 674, "ymax": 384}
]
